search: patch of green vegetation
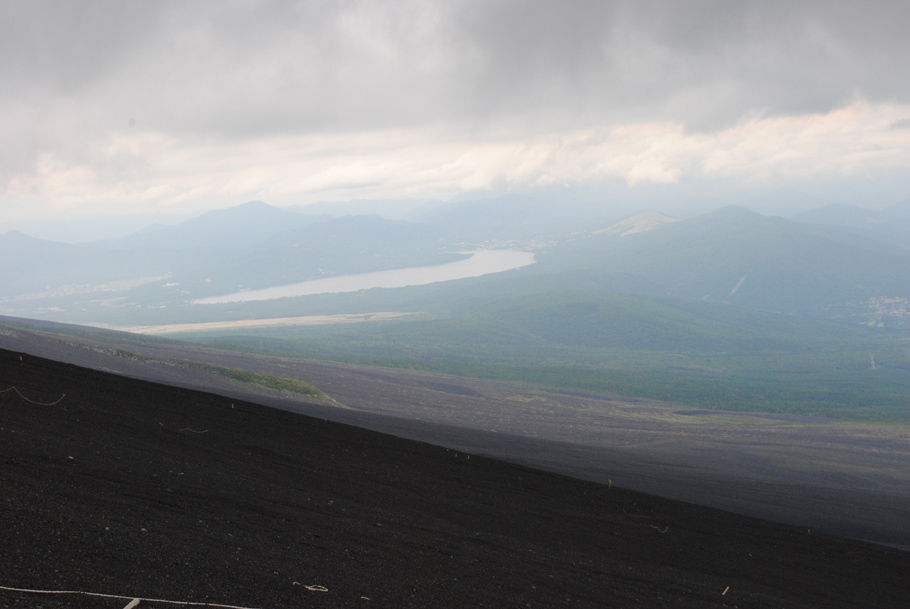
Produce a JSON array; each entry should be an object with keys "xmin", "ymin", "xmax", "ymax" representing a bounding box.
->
[
  {"xmin": 1, "ymin": 317, "xmax": 329, "ymax": 402},
  {"xmin": 505, "ymin": 395, "xmax": 539, "ymax": 403},
  {"xmin": 189, "ymin": 362, "xmax": 325, "ymax": 399}
]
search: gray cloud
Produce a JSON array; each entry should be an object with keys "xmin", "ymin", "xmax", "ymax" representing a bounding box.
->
[
  {"xmin": 450, "ymin": 0, "xmax": 910, "ymax": 130},
  {"xmin": 5, "ymin": 2, "xmax": 909, "ymax": 127},
  {"xmin": 2, "ymin": 0, "xmax": 909, "ymax": 212},
  {"xmin": 3, "ymin": 0, "xmax": 909, "ymax": 138}
]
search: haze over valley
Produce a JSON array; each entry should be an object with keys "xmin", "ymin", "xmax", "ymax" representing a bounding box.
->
[{"xmin": 4, "ymin": 195, "xmax": 910, "ymax": 421}]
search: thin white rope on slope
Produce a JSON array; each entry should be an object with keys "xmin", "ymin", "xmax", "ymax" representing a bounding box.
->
[
  {"xmin": 0, "ymin": 584, "xmax": 270, "ymax": 609},
  {"xmin": 0, "ymin": 385, "xmax": 66, "ymax": 406}
]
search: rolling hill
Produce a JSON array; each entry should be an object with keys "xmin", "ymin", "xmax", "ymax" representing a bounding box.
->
[
  {"xmin": 793, "ymin": 198, "xmax": 910, "ymax": 250},
  {"xmin": 97, "ymin": 200, "xmax": 317, "ymax": 252},
  {"xmin": 0, "ymin": 203, "xmax": 462, "ymax": 317},
  {"xmin": 0, "ymin": 230, "xmax": 177, "ymax": 297},
  {"xmin": 541, "ymin": 205, "xmax": 910, "ymax": 323}
]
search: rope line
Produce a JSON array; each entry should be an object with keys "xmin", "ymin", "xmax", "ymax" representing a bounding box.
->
[
  {"xmin": 0, "ymin": 386, "xmax": 66, "ymax": 406},
  {"xmin": 0, "ymin": 584, "xmax": 270, "ymax": 609}
]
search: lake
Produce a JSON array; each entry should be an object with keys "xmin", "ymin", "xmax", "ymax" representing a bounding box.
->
[{"xmin": 193, "ymin": 249, "xmax": 536, "ymax": 304}]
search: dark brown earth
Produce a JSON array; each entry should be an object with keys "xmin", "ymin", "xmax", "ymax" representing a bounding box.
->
[
  {"xmin": 3, "ymin": 317, "xmax": 908, "ymax": 552},
  {"xmin": 2, "ymin": 348, "xmax": 910, "ymax": 609}
]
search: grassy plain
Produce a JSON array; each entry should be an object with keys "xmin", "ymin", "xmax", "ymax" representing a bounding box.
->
[{"xmin": 181, "ymin": 290, "xmax": 910, "ymax": 422}]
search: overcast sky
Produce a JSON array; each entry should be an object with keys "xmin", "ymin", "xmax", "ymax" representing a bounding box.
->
[{"xmin": 2, "ymin": 0, "xmax": 909, "ymax": 232}]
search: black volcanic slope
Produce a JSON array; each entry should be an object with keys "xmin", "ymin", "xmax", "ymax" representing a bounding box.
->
[{"xmin": 1, "ymin": 349, "xmax": 908, "ymax": 609}]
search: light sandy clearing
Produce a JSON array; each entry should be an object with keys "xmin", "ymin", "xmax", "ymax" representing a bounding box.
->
[{"xmin": 95, "ymin": 311, "xmax": 418, "ymax": 335}]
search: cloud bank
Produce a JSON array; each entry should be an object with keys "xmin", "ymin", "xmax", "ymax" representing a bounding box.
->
[{"xmin": 2, "ymin": 0, "xmax": 908, "ymax": 221}]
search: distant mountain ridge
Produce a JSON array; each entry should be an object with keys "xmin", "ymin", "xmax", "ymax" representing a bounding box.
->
[
  {"xmin": 542, "ymin": 205, "xmax": 910, "ymax": 323},
  {"xmin": 0, "ymin": 201, "xmax": 464, "ymax": 316},
  {"xmin": 98, "ymin": 200, "xmax": 318, "ymax": 251},
  {"xmin": 793, "ymin": 198, "xmax": 910, "ymax": 249},
  {"xmin": 3, "ymin": 199, "xmax": 910, "ymax": 328},
  {"xmin": 0, "ymin": 230, "xmax": 175, "ymax": 297},
  {"xmin": 167, "ymin": 214, "xmax": 462, "ymax": 297}
]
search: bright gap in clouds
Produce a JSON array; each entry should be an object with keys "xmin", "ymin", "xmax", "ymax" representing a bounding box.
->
[{"xmin": 3, "ymin": 99, "xmax": 908, "ymax": 222}]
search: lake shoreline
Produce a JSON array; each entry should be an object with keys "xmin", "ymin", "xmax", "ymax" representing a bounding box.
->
[{"xmin": 192, "ymin": 249, "xmax": 536, "ymax": 305}]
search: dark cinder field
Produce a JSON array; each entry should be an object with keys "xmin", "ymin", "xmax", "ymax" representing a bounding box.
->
[
  {"xmin": 2, "ymin": 318, "xmax": 909, "ymax": 553},
  {"xmin": 3, "ymin": 347, "xmax": 910, "ymax": 609}
]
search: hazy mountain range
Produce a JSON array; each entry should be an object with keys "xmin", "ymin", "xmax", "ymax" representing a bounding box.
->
[
  {"xmin": 543, "ymin": 205, "xmax": 910, "ymax": 321},
  {"xmin": 792, "ymin": 199, "xmax": 910, "ymax": 250},
  {"xmin": 5, "ymin": 197, "xmax": 908, "ymax": 329}
]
